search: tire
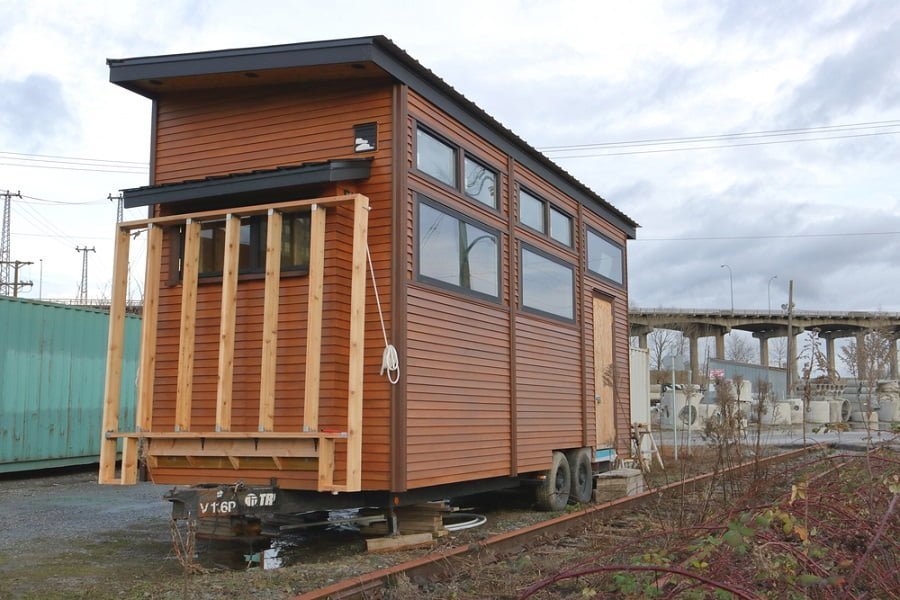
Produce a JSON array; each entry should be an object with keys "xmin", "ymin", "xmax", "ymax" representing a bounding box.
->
[
  {"xmin": 566, "ymin": 448, "xmax": 593, "ymax": 504},
  {"xmin": 535, "ymin": 451, "xmax": 571, "ymax": 511}
]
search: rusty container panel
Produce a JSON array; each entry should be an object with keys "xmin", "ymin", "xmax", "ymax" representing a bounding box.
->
[{"xmin": 0, "ymin": 297, "xmax": 141, "ymax": 473}]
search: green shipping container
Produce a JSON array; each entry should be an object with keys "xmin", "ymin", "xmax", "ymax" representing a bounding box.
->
[{"xmin": 0, "ymin": 297, "xmax": 140, "ymax": 473}]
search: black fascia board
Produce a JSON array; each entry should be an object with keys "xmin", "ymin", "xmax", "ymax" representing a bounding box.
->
[
  {"xmin": 121, "ymin": 160, "xmax": 371, "ymax": 208},
  {"xmin": 108, "ymin": 35, "xmax": 637, "ymax": 236}
]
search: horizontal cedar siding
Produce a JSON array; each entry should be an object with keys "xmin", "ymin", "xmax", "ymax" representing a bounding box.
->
[
  {"xmin": 148, "ymin": 80, "xmax": 394, "ymax": 490},
  {"xmin": 405, "ymin": 285, "xmax": 511, "ymax": 488}
]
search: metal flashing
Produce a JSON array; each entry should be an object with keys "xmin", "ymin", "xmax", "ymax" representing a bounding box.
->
[{"xmin": 121, "ymin": 159, "xmax": 372, "ymax": 208}]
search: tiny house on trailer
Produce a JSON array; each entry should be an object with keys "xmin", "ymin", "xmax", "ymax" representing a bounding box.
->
[{"xmin": 99, "ymin": 36, "xmax": 638, "ymax": 523}]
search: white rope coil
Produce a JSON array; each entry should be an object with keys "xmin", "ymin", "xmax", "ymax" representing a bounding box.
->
[{"xmin": 366, "ymin": 243, "xmax": 400, "ymax": 385}]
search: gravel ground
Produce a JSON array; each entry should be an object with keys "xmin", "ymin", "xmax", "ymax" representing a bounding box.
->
[{"xmin": 0, "ymin": 467, "xmax": 178, "ymax": 599}]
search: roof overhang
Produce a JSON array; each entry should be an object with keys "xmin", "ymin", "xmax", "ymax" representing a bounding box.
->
[
  {"xmin": 121, "ymin": 159, "xmax": 372, "ymax": 208},
  {"xmin": 108, "ymin": 36, "xmax": 638, "ymax": 236}
]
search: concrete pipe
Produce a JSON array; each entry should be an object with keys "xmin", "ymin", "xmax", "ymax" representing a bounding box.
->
[
  {"xmin": 829, "ymin": 399, "xmax": 851, "ymax": 423},
  {"xmin": 785, "ymin": 398, "xmax": 804, "ymax": 425},
  {"xmin": 878, "ymin": 398, "xmax": 900, "ymax": 422},
  {"xmin": 806, "ymin": 401, "xmax": 831, "ymax": 424}
]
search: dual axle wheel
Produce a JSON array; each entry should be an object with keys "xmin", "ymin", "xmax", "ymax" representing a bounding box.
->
[{"xmin": 535, "ymin": 449, "xmax": 593, "ymax": 511}]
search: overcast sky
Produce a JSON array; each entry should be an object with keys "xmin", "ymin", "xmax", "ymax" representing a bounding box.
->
[{"xmin": 1, "ymin": 0, "xmax": 898, "ymax": 314}]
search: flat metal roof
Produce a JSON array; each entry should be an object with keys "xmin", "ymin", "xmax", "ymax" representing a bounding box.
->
[
  {"xmin": 108, "ymin": 36, "xmax": 638, "ymax": 236},
  {"xmin": 121, "ymin": 159, "xmax": 372, "ymax": 208}
]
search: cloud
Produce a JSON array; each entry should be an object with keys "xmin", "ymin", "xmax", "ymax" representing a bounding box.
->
[
  {"xmin": 783, "ymin": 17, "xmax": 900, "ymax": 125},
  {"xmin": 0, "ymin": 74, "xmax": 76, "ymax": 153}
]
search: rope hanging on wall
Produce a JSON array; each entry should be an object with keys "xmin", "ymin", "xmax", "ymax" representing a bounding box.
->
[{"xmin": 366, "ymin": 244, "xmax": 400, "ymax": 384}]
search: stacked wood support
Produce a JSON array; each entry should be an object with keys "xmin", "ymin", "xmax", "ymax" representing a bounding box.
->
[{"xmin": 98, "ymin": 194, "xmax": 370, "ymax": 491}]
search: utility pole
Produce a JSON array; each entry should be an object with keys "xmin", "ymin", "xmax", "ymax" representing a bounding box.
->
[
  {"xmin": 785, "ymin": 279, "xmax": 795, "ymax": 394},
  {"xmin": 75, "ymin": 246, "xmax": 96, "ymax": 303},
  {"xmin": 108, "ymin": 193, "xmax": 124, "ymax": 223},
  {"xmin": 1, "ymin": 190, "xmax": 22, "ymax": 296},
  {"xmin": 0, "ymin": 260, "xmax": 33, "ymax": 297}
]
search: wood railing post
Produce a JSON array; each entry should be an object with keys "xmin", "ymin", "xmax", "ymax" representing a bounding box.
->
[
  {"xmin": 136, "ymin": 223, "xmax": 162, "ymax": 433},
  {"xmin": 215, "ymin": 214, "xmax": 240, "ymax": 432},
  {"xmin": 258, "ymin": 209, "xmax": 282, "ymax": 432},
  {"xmin": 99, "ymin": 226, "xmax": 130, "ymax": 484},
  {"xmin": 345, "ymin": 194, "xmax": 369, "ymax": 491},
  {"xmin": 303, "ymin": 204, "xmax": 327, "ymax": 432},
  {"xmin": 175, "ymin": 219, "xmax": 200, "ymax": 432}
]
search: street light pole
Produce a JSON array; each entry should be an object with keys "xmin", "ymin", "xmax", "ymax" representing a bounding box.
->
[
  {"xmin": 720, "ymin": 264, "xmax": 734, "ymax": 313},
  {"xmin": 767, "ymin": 275, "xmax": 778, "ymax": 312}
]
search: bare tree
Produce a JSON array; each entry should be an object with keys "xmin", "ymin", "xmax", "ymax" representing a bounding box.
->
[
  {"xmin": 840, "ymin": 330, "xmax": 893, "ymax": 381},
  {"xmin": 725, "ymin": 333, "xmax": 756, "ymax": 363},
  {"xmin": 648, "ymin": 329, "xmax": 680, "ymax": 371},
  {"xmin": 770, "ymin": 337, "xmax": 787, "ymax": 368}
]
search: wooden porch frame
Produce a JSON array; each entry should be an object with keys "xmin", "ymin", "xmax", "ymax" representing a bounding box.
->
[{"xmin": 99, "ymin": 194, "xmax": 370, "ymax": 493}]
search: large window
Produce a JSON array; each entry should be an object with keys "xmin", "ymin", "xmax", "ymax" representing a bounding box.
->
[
  {"xmin": 518, "ymin": 188, "xmax": 572, "ymax": 247},
  {"xmin": 417, "ymin": 198, "xmax": 500, "ymax": 299},
  {"xmin": 185, "ymin": 212, "xmax": 311, "ymax": 278},
  {"xmin": 415, "ymin": 125, "xmax": 498, "ymax": 211},
  {"xmin": 587, "ymin": 229, "xmax": 624, "ymax": 285},
  {"xmin": 416, "ymin": 128, "xmax": 457, "ymax": 187},
  {"xmin": 521, "ymin": 246, "xmax": 574, "ymax": 320}
]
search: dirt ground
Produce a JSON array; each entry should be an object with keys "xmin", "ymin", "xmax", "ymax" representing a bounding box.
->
[{"xmin": 0, "ymin": 466, "xmax": 553, "ymax": 599}]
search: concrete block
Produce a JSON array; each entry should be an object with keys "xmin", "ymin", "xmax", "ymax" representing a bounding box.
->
[{"xmin": 594, "ymin": 468, "xmax": 644, "ymax": 502}]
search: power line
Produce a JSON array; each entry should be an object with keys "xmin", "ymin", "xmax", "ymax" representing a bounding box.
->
[
  {"xmin": 0, "ymin": 162, "xmax": 147, "ymax": 175},
  {"xmin": 0, "ymin": 150, "xmax": 147, "ymax": 166},
  {"xmin": 635, "ymin": 231, "xmax": 900, "ymax": 242},
  {"xmin": 21, "ymin": 194, "xmax": 106, "ymax": 206},
  {"xmin": 548, "ymin": 130, "xmax": 900, "ymax": 158},
  {"xmin": 539, "ymin": 119, "xmax": 900, "ymax": 152},
  {"xmin": 12, "ymin": 231, "xmax": 109, "ymax": 240}
]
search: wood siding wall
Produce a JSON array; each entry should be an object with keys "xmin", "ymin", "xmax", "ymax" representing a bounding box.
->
[
  {"xmin": 402, "ymin": 90, "xmax": 631, "ymax": 487},
  {"xmin": 147, "ymin": 80, "xmax": 395, "ymax": 489}
]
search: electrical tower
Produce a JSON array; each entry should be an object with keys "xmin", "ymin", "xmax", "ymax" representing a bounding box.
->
[
  {"xmin": 0, "ymin": 260, "xmax": 33, "ymax": 297},
  {"xmin": 1, "ymin": 190, "xmax": 22, "ymax": 296},
  {"xmin": 108, "ymin": 192, "xmax": 124, "ymax": 223},
  {"xmin": 75, "ymin": 246, "xmax": 96, "ymax": 303}
]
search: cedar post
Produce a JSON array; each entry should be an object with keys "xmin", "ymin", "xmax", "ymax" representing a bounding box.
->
[
  {"xmin": 136, "ymin": 223, "xmax": 162, "ymax": 433},
  {"xmin": 175, "ymin": 219, "xmax": 200, "ymax": 432},
  {"xmin": 303, "ymin": 204, "xmax": 327, "ymax": 432},
  {"xmin": 258, "ymin": 209, "xmax": 283, "ymax": 432},
  {"xmin": 345, "ymin": 194, "xmax": 369, "ymax": 491},
  {"xmin": 98, "ymin": 226, "xmax": 130, "ymax": 484},
  {"xmin": 215, "ymin": 214, "xmax": 240, "ymax": 432}
]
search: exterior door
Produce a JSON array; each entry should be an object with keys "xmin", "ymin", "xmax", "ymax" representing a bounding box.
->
[{"xmin": 593, "ymin": 295, "xmax": 616, "ymax": 448}]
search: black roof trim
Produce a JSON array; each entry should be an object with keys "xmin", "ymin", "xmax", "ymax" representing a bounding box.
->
[
  {"xmin": 121, "ymin": 159, "xmax": 371, "ymax": 208},
  {"xmin": 108, "ymin": 36, "xmax": 638, "ymax": 235}
]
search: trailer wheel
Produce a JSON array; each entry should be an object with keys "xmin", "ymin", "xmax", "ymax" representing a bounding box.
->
[
  {"xmin": 535, "ymin": 451, "xmax": 571, "ymax": 511},
  {"xmin": 566, "ymin": 448, "xmax": 593, "ymax": 504}
]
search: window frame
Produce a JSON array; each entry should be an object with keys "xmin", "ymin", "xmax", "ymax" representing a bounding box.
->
[
  {"xmin": 518, "ymin": 242, "xmax": 576, "ymax": 323},
  {"xmin": 463, "ymin": 153, "xmax": 499, "ymax": 210},
  {"xmin": 585, "ymin": 226, "xmax": 625, "ymax": 287},
  {"xmin": 414, "ymin": 125, "xmax": 459, "ymax": 190},
  {"xmin": 516, "ymin": 185, "xmax": 574, "ymax": 249},
  {"xmin": 174, "ymin": 211, "xmax": 312, "ymax": 282},
  {"xmin": 415, "ymin": 194, "xmax": 503, "ymax": 304},
  {"xmin": 413, "ymin": 122, "xmax": 502, "ymax": 215}
]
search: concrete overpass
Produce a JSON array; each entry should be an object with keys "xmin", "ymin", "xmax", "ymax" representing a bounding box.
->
[{"xmin": 629, "ymin": 308, "xmax": 900, "ymax": 383}]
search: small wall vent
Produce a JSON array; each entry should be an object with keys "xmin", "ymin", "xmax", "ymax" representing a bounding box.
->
[{"xmin": 354, "ymin": 122, "xmax": 377, "ymax": 152}]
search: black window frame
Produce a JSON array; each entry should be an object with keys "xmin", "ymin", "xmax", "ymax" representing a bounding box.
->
[
  {"xmin": 413, "ymin": 122, "xmax": 501, "ymax": 215},
  {"xmin": 517, "ymin": 185, "xmax": 573, "ymax": 248},
  {"xmin": 414, "ymin": 125, "xmax": 458, "ymax": 189},
  {"xmin": 519, "ymin": 242, "xmax": 576, "ymax": 323},
  {"xmin": 415, "ymin": 194, "xmax": 502, "ymax": 303},
  {"xmin": 585, "ymin": 227, "xmax": 625, "ymax": 287},
  {"xmin": 175, "ymin": 210, "xmax": 312, "ymax": 281},
  {"xmin": 463, "ymin": 153, "xmax": 499, "ymax": 210}
]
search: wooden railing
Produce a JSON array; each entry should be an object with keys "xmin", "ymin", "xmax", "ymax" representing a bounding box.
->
[{"xmin": 99, "ymin": 194, "xmax": 370, "ymax": 492}]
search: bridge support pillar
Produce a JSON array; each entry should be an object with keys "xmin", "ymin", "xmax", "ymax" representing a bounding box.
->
[
  {"xmin": 715, "ymin": 332, "xmax": 725, "ymax": 359},
  {"xmin": 890, "ymin": 337, "xmax": 898, "ymax": 380},
  {"xmin": 824, "ymin": 335, "xmax": 836, "ymax": 376},
  {"xmin": 759, "ymin": 336, "xmax": 769, "ymax": 367},
  {"xmin": 856, "ymin": 331, "xmax": 867, "ymax": 379}
]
